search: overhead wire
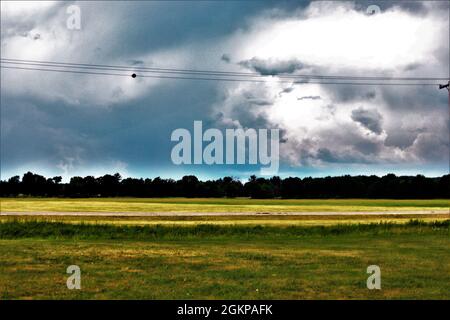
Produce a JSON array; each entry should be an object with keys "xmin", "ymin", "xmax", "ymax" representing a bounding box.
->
[
  {"xmin": 2, "ymin": 57, "xmax": 448, "ymax": 81},
  {"xmin": 1, "ymin": 57, "xmax": 448, "ymax": 86}
]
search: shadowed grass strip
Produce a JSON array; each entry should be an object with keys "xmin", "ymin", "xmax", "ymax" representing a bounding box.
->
[{"xmin": 0, "ymin": 219, "xmax": 448, "ymax": 240}]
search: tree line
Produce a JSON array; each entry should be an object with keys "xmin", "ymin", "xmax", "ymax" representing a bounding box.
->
[{"xmin": 0, "ymin": 171, "xmax": 449, "ymax": 198}]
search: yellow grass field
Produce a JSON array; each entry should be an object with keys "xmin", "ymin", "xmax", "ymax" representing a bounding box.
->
[{"xmin": 1, "ymin": 198, "xmax": 448, "ymax": 213}]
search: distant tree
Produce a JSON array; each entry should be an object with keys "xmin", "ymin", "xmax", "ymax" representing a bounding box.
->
[
  {"xmin": 8, "ymin": 176, "xmax": 20, "ymax": 184},
  {"xmin": 52, "ymin": 176, "xmax": 62, "ymax": 184},
  {"xmin": 179, "ymin": 175, "xmax": 199, "ymax": 197},
  {"xmin": 1, "ymin": 171, "xmax": 448, "ymax": 199}
]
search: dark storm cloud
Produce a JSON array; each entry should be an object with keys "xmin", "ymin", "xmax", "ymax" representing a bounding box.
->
[
  {"xmin": 402, "ymin": 63, "xmax": 423, "ymax": 72},
  {"xmin": 129, "ymin": 60, "xmax": 145, "ymax": 66},
  {"xmin": 1, "ymin": 79, "xmax": 220, "ymax": 176},
  {"xmin": 411, "ymin": 133, "xmax": 449, "ymax": 161},
  {"xmin": 219, "ymin": 101, "xmax": 273, "ymax": 129},
  {"xmin": 298, "ymin": 95, "xmax": 321, "ymax": 100},
  {"xmin": 324, "ymin": 85, "xmax": 379, "ymax": 103},
  {"xmin": 281, "ymin": 126, "xmax": 382, "ymax": 166},
  {"xmin": 1, "ymin": 0, "xmax": 448, "ymax": 178},
  {"xmin": 1, "ymin": 1, "xmax": 281, "ymax": 177},
  {"xmin": 316, "ymin": 148, "xmax": 371, "ymax": 164},
  {"xmin": 242, "ymin": 91, "xmax": 275, "ymax": 106},
  {"xmin": 365, "ymin": 91, "xmax": 376, "ymax": 100},
  {"xmin": 72, "ymin": 1, "xmax": 292, "ymax": 61},
  {"xmin": 221, "ymin": 54, "xmax": 231, "ymax": 63},
  {"xmin": 351, "ymin": 107, "xmax": 383, "ymax": 134},
  {"xmin": 353, "ymin": 0, "xmax": 428, "ymax": 16},
  {"xmin": 0, "ymin": 97, "xmax": 97, "ymax": 171},
  {"xmin": 318, "ymin": 124, "xmax": 383, "ymax": 159},
  {"xmin": 215, "ymin": 1, "xmax": 448, "ymax": 172},
  {"xmin": 278, "ymin": 87, "xmax": 294, "ymax": 96},
  {"xmin": 381, "ymin": 86, "xmax": 447, "ymax": 112},
  {"xmin": 384, "ymin": 129, "xmax": 421, "ymax": 149},
  {"xmin": 238, "ymin": 57, "xmax": 305, "ymax": 75}
]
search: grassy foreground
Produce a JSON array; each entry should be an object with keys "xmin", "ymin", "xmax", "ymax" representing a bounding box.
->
[
  {"xmin": 1, "ymin": 219, "xmax": 449, "ymax": 299},
  {"xmin": 1, "ymin": 198, "xmax": 449, "ymax": 213}
]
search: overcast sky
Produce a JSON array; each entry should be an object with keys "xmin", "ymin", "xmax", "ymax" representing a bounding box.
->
[{"xmin": 1, "ymin": 0, "xmax": 449, "ymax": 180}]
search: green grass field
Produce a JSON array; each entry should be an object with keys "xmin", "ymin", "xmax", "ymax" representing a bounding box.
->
[
  {"xmin": 1, "ymin": 198, "xmax": 449, "ymax": 213},
  {"xmin": 0, "ymin": 219, "xmax": 449, "ymax": 299},
  {"xmin": 1, "ymin": 198, "xmax": 449, "ymax": 299}
]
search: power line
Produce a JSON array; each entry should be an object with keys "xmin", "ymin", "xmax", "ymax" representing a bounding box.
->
[
  {"xmin": 0, "ymin": 65, "xmax": 296, "ymax": 83},
  {"xmin": 1, "ymin": 57, "xmax": 448, "ymax": 82},
  {"xmin": 1, "ymin": 65, "xmax": 441, "ymax": 86},
  {"xmin": 1, "ymin": 65, "xmax": 131, "ymax": 78}
]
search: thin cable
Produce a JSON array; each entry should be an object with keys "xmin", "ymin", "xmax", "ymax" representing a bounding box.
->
[
  {"xmin": 2, "ymin": 57, "xmax": 448, "ymax": 81},
  {"xmin": 1, "ymin": 65, "xmax": 441, "ymax": 86},
  {"xmin": 0, "ymin": 65, "xmax": 313, "ymax": 83},
  {"xmin": 0, "ymin": 65, "xmax": 131, "ymax": 78},
  {"xmin": 0, "ymin": 65, "xmax": 293, "ymax": 83},
  {"xmin": 4, "ymin": 58, "xmax": 444, "ymax": 81}
]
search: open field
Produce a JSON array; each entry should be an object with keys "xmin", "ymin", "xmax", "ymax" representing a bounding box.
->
[
  {"xmin": 1, "ymin": 198, "xmax": 448, "ymax": 299},
  {"xmin": 0, "ymin": 220, "xmax": 449, "ymax": 299},
  {"xmin": 1, "ymin": 213, "xmax": 450, "ymax": 227},
  {"xmin": 1, "ymin": 198, "xmax": 448, "ymax": 213}
]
